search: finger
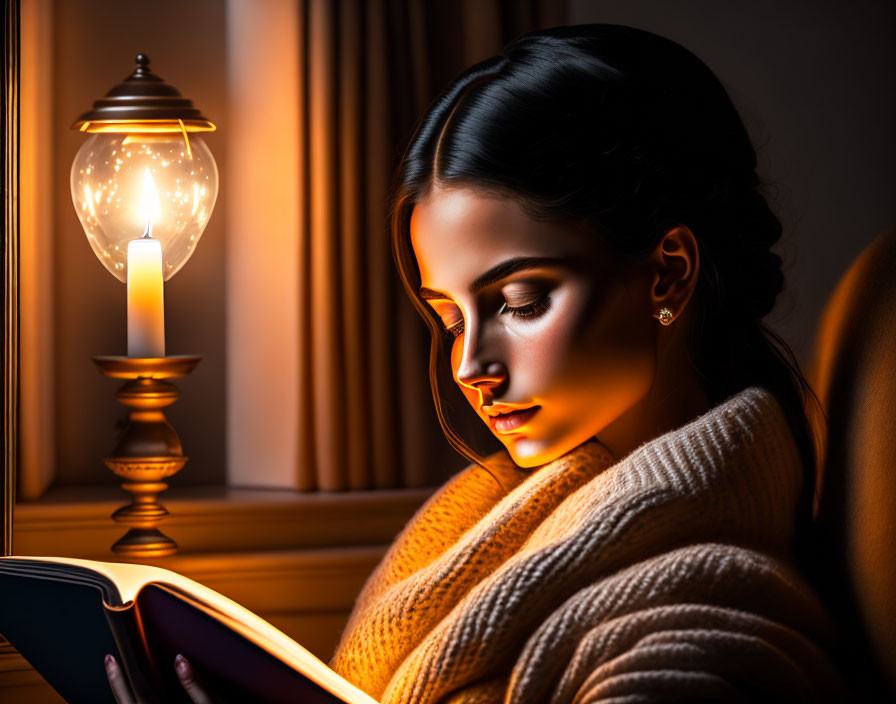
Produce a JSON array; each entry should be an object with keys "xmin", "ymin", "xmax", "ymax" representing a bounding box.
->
[
  {"xmin": 105, "ymin": 654, "xmax": 136, "ymax": 704},
  {"xmin": 175, "ymin": 654, "xmax": 213, "ymax": 704}
]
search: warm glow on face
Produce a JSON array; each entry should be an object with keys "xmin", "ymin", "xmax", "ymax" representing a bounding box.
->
[
  {"xmin": 410, "ymin": 185, "xmax": 658, "ymax": 468},
  {"xmin": 139, "ymin": 168, "xmax": 162, "ymax": 231}
]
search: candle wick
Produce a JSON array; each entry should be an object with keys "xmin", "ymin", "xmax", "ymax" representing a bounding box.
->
[{"xmin": 142, "ymin": 220, "xmax": 153, "ymax": 238}]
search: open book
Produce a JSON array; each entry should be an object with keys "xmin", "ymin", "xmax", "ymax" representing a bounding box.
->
[{"xmin": 0, "ymin": 556, "xmax": 379, "ymax": 704}]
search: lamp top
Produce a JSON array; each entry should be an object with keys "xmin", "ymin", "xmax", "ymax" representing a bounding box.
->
[{"xmin": 71, "ymin": 54, "xmax": 215, "ymax": 133}]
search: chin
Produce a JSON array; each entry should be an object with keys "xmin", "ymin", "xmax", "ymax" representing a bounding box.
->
[
  {"xmin": 502, "ymin": 435, "xmax": 568, "ymax": 468},
  {"xmin": 500, "ymin": 424, "xmax": 604, "ymax": 468}
]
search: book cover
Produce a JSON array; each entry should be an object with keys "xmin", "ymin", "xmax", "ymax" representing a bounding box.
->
[{"xmin": 0, "ymin": 556, "xmax": 378, "ymax": 704}]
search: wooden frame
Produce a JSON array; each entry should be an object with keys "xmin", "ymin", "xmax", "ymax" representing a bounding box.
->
[{"xmin": 2, "ymin": 0, "xmax": 19, "ymax": 558}]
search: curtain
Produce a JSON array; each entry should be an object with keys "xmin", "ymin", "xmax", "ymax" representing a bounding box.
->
[{"xmin": 293, "ymin": 0, "xmax": 567, "ymax": 490}]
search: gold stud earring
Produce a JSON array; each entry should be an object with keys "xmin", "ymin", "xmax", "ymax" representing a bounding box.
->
[{"xmin": 657, "ymin": 307, "xmax": 673, "ymax": 326}]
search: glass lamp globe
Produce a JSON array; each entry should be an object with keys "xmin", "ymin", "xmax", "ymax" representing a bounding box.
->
[
  {"xmin": 71, "ymin": 132, "xmax": 218, "ymax": 282},
  {"xmin": 69, "ymin": 53, "xmax": 218, "ymax": 283}
]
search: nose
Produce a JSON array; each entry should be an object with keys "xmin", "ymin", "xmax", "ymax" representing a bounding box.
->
[
  {"xmin": 457, "ymin": 360, "xmax": 507, "ymax": 390},
  {"xmin": 453, "ymin": 314, "xmax": 507, "ymax": 392},
  {"xmin": 456, "ymin": 337, "xmax": 507, "ymax": 389}
]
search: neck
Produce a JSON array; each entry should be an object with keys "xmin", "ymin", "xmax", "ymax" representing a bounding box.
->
[{"xmin": 595, "ymin": 326, "xmax": 710, "ymax": 462}]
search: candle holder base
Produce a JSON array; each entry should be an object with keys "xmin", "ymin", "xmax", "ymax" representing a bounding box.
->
[
  {"xmin": 111, "ymin": 528, "xmax": 178, "ymax": 558},
  {"xmin": 94, "ymin": 355, "xmax": 201, "ymax": 559}
]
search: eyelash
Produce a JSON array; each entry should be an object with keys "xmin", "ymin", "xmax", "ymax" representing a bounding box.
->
[{"xmin": 443, "ymin": 295, "xmax": 552, "ymax": 338}]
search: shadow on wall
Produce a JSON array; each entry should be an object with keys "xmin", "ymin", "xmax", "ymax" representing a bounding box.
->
[{"xmin": 570, "ymin": 0, "xmax": 896, "ymax": 363}]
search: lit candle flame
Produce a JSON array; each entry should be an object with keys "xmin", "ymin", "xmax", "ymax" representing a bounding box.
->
[{"xmin": 139, "ymin": 168, "xmax": 161, "ymax": 236}]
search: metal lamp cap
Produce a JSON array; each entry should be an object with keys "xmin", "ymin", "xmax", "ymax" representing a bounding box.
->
[{"xmin": 71, "ymin": 53, "xmax": 215, "ymax": 133}]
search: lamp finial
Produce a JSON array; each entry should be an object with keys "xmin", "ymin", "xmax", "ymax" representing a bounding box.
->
[{"xmin": 134, "ymin": 53, "xmax": 151, "ymax": 74}]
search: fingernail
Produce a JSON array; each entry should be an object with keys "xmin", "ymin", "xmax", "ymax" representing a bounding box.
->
[
  {"xmin": 175, "ymin": 653, "xmax": 187, "ymax": 674},
  {"xmin": 104, "ymin": 654, "xmax": 113, "ymax": 668}
]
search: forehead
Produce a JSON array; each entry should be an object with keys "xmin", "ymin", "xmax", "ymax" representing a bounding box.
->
[{"xmin": 409, "ymin": 186, "xmax": 593, "ymax": 291}]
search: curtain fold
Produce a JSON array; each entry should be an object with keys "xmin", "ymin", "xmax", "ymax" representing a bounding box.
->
[{"xmin": 294, "ymin": 0, "xmax": 567, "ymax": 490}]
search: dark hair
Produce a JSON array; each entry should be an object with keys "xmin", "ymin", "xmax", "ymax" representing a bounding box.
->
[{"xmin": 389, "ymin": 24, "xmax": 821, "ymax": 574}]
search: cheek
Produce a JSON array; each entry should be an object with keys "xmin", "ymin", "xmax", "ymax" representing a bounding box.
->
[
  {"xmin": 450, "ymin": 334, "xmax": 463, "ymax": 378},
  {"xmin": 523, "ymin": 278, "xmax": 656, "ymax": 418}
]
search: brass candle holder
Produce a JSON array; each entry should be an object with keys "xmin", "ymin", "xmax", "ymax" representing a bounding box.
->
[{"xmin": 93, "ymin": 354, "xmax": 201, "ymax": 559}]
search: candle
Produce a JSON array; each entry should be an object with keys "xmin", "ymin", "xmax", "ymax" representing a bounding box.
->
[
  {"xmin": 127, "ymin": 170, "xmax": 165, "ymax": 357},
  {"xmin": 127, "ymin": 237, "xmax": 165, "ymax": 357}
]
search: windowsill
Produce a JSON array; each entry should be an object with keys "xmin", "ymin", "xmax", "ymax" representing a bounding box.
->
[
  {"xmin": 4, "ymin": 485, "xmax": 439, "ymax": 691},
  {"xmin": 13, "ymin": 483, "xmax": 436, "ymax": 559}
]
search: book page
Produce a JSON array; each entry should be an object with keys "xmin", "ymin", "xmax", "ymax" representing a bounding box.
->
[{"xmin": 10, "ymin": 556, "xmax": 378, "ymax": 704}]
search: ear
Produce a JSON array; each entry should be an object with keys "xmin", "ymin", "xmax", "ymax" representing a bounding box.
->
[{"xmin": 648, "ymin": 225, "xmax": 699, "ymax": 325}]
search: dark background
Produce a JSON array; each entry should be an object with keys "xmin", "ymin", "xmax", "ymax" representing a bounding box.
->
[{"xmin": 571, "ymin": 0, "xmax": 896, "ymax": 362}]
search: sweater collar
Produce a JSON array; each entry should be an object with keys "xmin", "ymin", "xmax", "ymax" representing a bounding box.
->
[{"xmin": 587, "ymin": 385, "xmax": 805, "ymax": 556}]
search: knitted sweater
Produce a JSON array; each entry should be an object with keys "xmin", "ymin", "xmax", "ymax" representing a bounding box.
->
[{"xmin": 329, "ymin": 387, "xmax": 849, "ymax": 703}]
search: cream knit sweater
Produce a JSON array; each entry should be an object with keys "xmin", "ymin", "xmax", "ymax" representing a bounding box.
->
[{"xmin": 329, "ymin": 387, "xmax": 849, "ymax": 703}]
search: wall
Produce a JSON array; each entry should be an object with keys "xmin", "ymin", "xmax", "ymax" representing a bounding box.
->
[
  {"xmin": 569, "ymin": 0, "xmax": 896, "ymax": 363},
  {"xmin": 52, "ymin": 0, "xmax": 227, "ymax": 485},
  {"xmin": 45, "ymin": 1, "xmax": 895, "ymax": 487}
]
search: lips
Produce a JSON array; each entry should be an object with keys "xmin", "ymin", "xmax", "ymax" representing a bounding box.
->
[{"xmin": 488, "ymin": 406, "xmax": 540, "ymax": 434}]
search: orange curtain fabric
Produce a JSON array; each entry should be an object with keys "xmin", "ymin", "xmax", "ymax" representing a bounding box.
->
[{"xmin": 294, "ymin": 0, "xmax": 567, "ymax": 490}]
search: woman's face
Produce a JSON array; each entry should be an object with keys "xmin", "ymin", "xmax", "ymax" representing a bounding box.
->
[{"xmin": 410, "ymin": 184, "xmax": 659, "ymax": 467}]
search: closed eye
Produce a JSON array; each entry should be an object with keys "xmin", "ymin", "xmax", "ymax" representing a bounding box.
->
[
  {"xmin": 444, "ymin": 320, "xmax": 464, "ymax": 337},
  {"xmin": 429, "ymin": 305, "xmax": 464, "ymax": 338},
  {"xmin": 499, "ymin": 296, "xmax": 552, "ymax": 320},
  {"xmin": 443, "ymin": 294, "xmax": 552, "ymax": 338}
]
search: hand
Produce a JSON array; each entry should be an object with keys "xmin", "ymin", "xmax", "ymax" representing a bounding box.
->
[{"xmin": 104, "ymin": 652, "xmax": 213, "ymax": 704}]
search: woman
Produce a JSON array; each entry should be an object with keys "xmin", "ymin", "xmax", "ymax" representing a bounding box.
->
[{"xmin": 107, "ymin": 23, "xmax": 849, "ymax": 703}]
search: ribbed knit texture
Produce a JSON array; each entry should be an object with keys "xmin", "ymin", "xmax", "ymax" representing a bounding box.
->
[{"xmin": 329, "ymin": 387, "xmax": 849, "ymax": 703}]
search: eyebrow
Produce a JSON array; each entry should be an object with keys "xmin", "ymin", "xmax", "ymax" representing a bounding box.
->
[{"xmin": 418, "ymin": 255, "xmax": 573, "ymax": 300}]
